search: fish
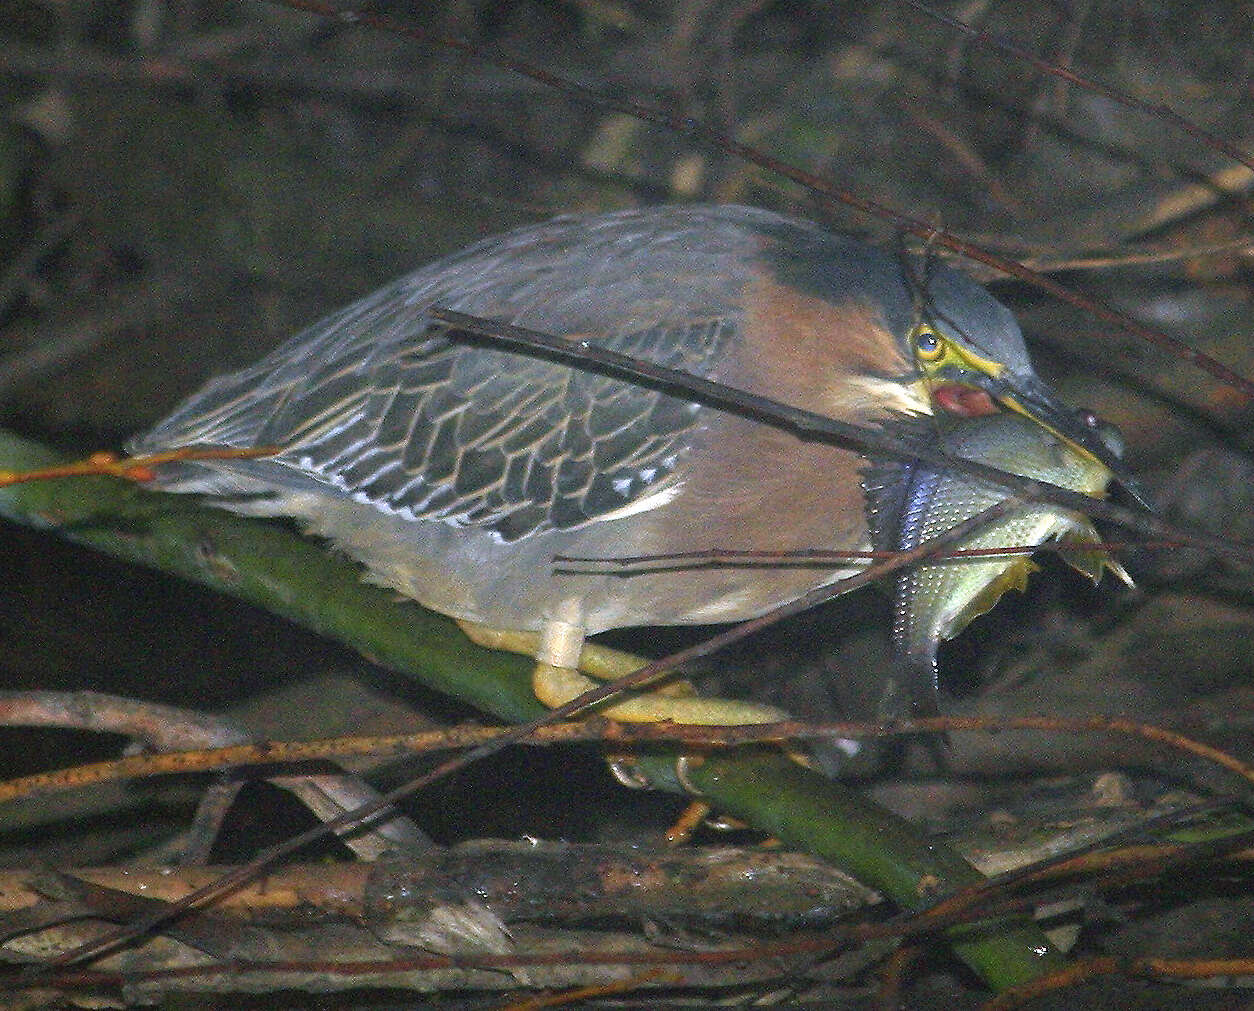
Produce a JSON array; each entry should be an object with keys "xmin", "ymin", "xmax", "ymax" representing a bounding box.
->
[{"xmin": 863, "ymin": 411, "xmax": 1134, "ymax": 719}]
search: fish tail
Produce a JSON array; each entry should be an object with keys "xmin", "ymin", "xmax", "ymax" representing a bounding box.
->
[
  {"xmin": 895, "ymin": 651, "xmax": 951, "ymax": 768},
  {"xmin": 897, "ymin": 650, "xmax": 941, "ymax": 719}
]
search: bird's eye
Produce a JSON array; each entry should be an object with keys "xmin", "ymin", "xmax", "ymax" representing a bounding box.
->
[
  {"xmin": 913, "ymin": 327, "xmax": 945, "ymax": 362},
  {"xmin": 1077, "ymin": 408, "xmax": 1100, "ymax": 429}
]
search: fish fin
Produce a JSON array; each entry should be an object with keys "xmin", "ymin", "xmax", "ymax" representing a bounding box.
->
[
  {"xmin": 942, "ymin": 556, "xmax": 1039, "ymax": 643},
  {"xmin": 861, "ymin": 415, "xmax": 943, "ymax": 552},
  {"xmin": 1056, "ymin": 526, "xmax": 1135, "ymax": 587}
]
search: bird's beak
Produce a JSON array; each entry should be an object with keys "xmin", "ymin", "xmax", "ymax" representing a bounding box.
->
[{"xmin": 985, "ymin": 372, "xmax": 1152, "ymax": 509}]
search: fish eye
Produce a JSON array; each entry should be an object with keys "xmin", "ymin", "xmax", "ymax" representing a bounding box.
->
[
  {"xmin": 913, "ymin": 326, "xmax": 945, "ymax": 362},
  {"xmin": 1078, "ymin": 407, "xmax": 1126, "ymax": 457},
  {"xmin": 1098, "ymin": 420, "xmax": 1125, "ymax": 458}
]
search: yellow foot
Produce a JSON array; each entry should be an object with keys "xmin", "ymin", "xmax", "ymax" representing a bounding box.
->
[
  {"xmin": 531, "ymin": 662, "xmax": 787, "ymax": 725},
  {"xmin": 455, "ymin": 619, "xmax": 804, "ymax": 791}
]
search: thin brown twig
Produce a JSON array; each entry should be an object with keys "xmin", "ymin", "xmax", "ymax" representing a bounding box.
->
[
  {"xmin": 0, "ymin": 691, "xmax": 429, "ymax": 859},
  {"xmin": 0, "ymin": 445, "xmax": 281, "ymax": 487},
  {"xmin": 2, "ymin": 707, "xmax": 1251, "ymax": 807},
  {"xmin": 17, "ymin": 929, "xmax": 1254, "ymax": 998},
  {"xmin": 897, "ymin": 817, "xmax": 1254, "ymax": 943},
  {"xmin": 8, "ymin": 934, "xmax": 845, "ymax": 991},
  {"xmin": 500, "ymin": 968, "xmax": 679, "ymax": 1011},
  {"xmin": 1024, "ymin": 236, "xmax": 1254, "ymax": 273},
  {"xmin": 554, "ymin": 540, "xmax": 1182, "ymax": 572},
  {"xmin": 895, "ymin": 97, "xmax": 1029, "ymax": 216}
]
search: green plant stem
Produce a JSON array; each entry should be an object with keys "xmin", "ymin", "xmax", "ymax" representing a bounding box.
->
[{"xmin": 637, "ymin": 751, "xmax": 1064, "ymax": 988}]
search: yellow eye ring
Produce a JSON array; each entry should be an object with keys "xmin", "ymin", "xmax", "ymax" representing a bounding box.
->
[{"xmin": 912, "ymin": 325, "xmax": 946, "ymax": 362}]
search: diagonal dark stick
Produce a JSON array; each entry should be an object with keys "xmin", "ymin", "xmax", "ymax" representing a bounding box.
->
[
  {"xmin": 904, "ymin": 0, "xmax": 1254, "ymax": 176},
  {"xmin": 266, "ymin": 0, "xmax": 1254, "ymax": 401},
  {"xmin": 431, "ymin": 307, "xmax": 1254, "ymax": 569},
  {"xmin": 32, "ymin": 500, "xmax": 1017, "ymax": 973}
]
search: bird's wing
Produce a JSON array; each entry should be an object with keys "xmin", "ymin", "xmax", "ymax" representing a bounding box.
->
[
  {"xmin": 283, "ymin": 316, "xmax": 735, "ymax": 540},
  {"xmin": 133, "ymin": 207, "xmax": 766, "ymax": 540}
]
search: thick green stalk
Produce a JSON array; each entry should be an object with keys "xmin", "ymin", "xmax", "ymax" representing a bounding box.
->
[
  {"xmin": 635, "ymin": 752, "xmax": 1063, "ymax": 989},
  {"xmin": 0, "ymin": 431, "xmax": 1063, "ymax": 988}
]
